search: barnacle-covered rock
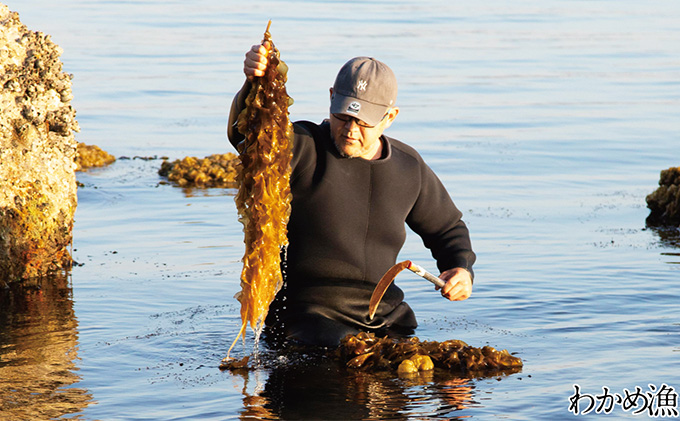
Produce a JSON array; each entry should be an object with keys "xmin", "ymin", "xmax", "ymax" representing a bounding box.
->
[
  {"xmin": 339, "ymin": 333, "xmax": 523, "ymax": 376},
  {"xmin": 646, "ymin": 167, "xmax": 680, "ymax": 226},
  {"xmin": 75, "ymin": 142, "xmax": 115, "ymax": 170},
  {"xmin": 158, "ymin": 153, "xmax": 239, "ymax": 188},
  {"xmin": 1, "ymin": 4, "xmax": 79, "ymax": 281}
]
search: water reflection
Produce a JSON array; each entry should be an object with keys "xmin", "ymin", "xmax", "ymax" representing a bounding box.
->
[
  {"xmin": 647, "ymin": 225, "xmax": 680, "ymax": 249},
  {"xmin": 645, "ymin": 225, "xmax": 680, "ymax": 266},
  {"xmin": 228, "ymin": 349, "xmax": 516, "ymax": 420},
  {"xmin": 0, "ymin": 275, "xmax": 92, "ymax": 419}
]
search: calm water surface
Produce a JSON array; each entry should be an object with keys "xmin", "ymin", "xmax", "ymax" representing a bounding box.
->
[{"xmin": 2, "ymin": 0, "xmax": 679, "ymax": 419}]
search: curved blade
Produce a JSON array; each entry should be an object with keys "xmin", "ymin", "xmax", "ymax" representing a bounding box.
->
[{"xmin": 368, "ymin": 260, "xmax": 411, "ymax": 320}]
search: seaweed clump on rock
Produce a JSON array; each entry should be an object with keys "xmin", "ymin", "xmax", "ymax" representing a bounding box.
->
[
  {"xmin": 646, "ymin": 167, "xmax": 680, "ymax": 227},
  {"xmin": 75, "ymin": 142, "xmax": 115, "ymax": 171},
  {"xmin": 339, "ymin": 332, "xmax": 523, "ymax": 377},
  {"xmin": 1, "ymin": 4, "xmax": 79, "ymax": 281},
  {"xmin": 158, "ymin": 153, "xmax": 239, "ymax": 188}
]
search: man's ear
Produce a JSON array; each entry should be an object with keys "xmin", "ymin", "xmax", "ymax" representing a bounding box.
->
[{"xmin": 381, "ymin": 106, "xmax": 400, "ymax": 129}]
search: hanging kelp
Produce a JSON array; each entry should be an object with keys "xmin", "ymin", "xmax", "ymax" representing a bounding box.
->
[{"xmin": 229, "ymin": 21, "xmax": 294, "ymax": 357}]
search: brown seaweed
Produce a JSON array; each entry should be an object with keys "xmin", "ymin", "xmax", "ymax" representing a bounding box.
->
[
  {"xmin": 646, "ymin": 166, "xmax": 680, "ymax": 226},
  {"xmin": 158, "ymin": 153, "xmax": 239, "ymax": 188},
  {"xmin": 219, "ymin": 355, "xmax": 251, "ymax": 371},
  {"xmin": 339, "ymin": 332, "xmax": 523, "ymax": 376},
  {"xmin": 75, "ymin": 143, "xmax": 116, "ymax": 171},
  {"xmin": 228, "ymin": 21, "xmax": 294, "ymax": 356}
]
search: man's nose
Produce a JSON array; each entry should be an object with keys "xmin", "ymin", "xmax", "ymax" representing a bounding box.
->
[{"xmin": 344, "ymin": 117, "xmax": 361, "ymax": 129}]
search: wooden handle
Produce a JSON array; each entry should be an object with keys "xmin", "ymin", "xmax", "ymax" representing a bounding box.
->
[{"xmin": 407, "ymin": 262, "xmax": 446, "ymax": 288}]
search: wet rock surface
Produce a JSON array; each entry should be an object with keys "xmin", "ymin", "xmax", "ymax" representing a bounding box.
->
[
  {"xmin": 646, "ymin": 167, "xmax": 680, "ymax": 226},
  {"xmin": 1, "ymin": 4, "xmax": 79, "ymax": 282}
]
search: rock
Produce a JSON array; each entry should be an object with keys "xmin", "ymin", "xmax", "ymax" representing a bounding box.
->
[
  {"xmin": 0, "ymin": 4, "xmax": 79, "ymax": 282},
  {"xmin": 646, "ymin": 167, "xmax": 680, "ymax": 226}
]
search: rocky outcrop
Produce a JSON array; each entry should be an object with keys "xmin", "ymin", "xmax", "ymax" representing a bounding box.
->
[
  {"xmin": 1, "ymin": 4, "xmax": 79, "ymax": 282},
  {"xmin": 646, "ymin": 167, "xmax": 680, "ymax": 227}
]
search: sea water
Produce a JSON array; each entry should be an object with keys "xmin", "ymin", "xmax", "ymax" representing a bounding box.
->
[{"xmin": 2, "ymin": 0, "xmax": 679, "ymax": 419}]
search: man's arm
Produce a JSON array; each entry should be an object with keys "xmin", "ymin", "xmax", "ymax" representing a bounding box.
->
[
  {"xmin": 406, "ymin": 158, "xmax": 476, "ymax": 302},
  {"xmin": 227, "ymin": 80, "xmax": 250, "ymax": 147}
]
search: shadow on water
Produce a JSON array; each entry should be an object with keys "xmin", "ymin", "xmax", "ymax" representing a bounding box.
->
[
  {"xmin": 0, "ymin": 275, "xmax": 93, "ymax": 419},
  {"xmin": 226, "ymin": 343, "xmax": 521, "ymax": 420}
]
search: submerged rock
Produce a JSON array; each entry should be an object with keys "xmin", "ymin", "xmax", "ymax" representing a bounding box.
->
[
  {"xmin": 75, "ymin": 142, "xmax": 115, "ymax": 171},
  {"xmin": 158, "ymin": 153, "xmax": 239, "ymax": 188},
  {"xmin": 646, "ymin": 167, "xmax": 680, "ymax": 226},
  {"xmin": 0, "ymin": 4, "xmax": 79, "ymax": 282}
]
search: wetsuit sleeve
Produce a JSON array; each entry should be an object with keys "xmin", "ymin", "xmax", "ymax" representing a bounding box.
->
[
  {"xmin": 406, "ymin": 162, "xmax": 476, "ymax": 278},
  {"xmin": 226, "ymin": 80, "xmax": 251, "ymax": 148}
]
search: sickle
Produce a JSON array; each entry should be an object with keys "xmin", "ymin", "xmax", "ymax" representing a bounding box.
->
[{"xmin": 368, "ymin": 260, "xmax": 447, "ymax": 320}]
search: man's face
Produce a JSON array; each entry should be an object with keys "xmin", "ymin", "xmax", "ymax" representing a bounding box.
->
[
  {"xmin": 328, "ymin": 89, "xmax": 399, "ymax": 160},
  {"xmin": 329, "ymin": 113, "xmax": 386, "ymax": 159}
]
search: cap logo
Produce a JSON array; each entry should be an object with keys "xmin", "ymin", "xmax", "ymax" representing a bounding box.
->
[
  {"xmin": 347, "ymin": 101, "xmax": 361, "ymax": 114},
  {"xmin": 357, "ymin": 80, "xmax": 368, "ymax": 91}
]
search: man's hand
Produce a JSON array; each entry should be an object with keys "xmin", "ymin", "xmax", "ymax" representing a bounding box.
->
[
  {"xmin": 244, "ymin": 42, "xmax": 270, "ymax": 79},
  {"xmin": 228, "ymin": 41, "xmax": 271, "ymax": 142},
  {"xmin": 437, "ymin": 267, "xmax": 472, "ymax": 301}
]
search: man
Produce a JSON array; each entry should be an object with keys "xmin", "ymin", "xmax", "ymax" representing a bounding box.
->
[{"xmin": 228, "ymin": 42, "xmax": 476, "ymax": 347}]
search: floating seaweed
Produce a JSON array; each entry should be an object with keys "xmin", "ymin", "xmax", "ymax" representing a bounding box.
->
[
  {"xmin": 397, "ymin": 354, "xmax": 435, "ymax": 374},
  {"xmin": 228, "ymin": 21, "xmax": 294, "ymax": 357},
  {"xmin": 339, "ymin": 332, "xmax": 523, "ymax": 376},
  {"xmin": 646, "ymin": 166, "xmax": 680, "ymax": 226},
  {"xmin": 158, "ymin": 153, "xmax": 239, "ymax": 188},
  {"xmin": 219, "ymin": 331, "xmax": 522, "ymax": 379},
  {"xmin": 75, "ymin": 143, "xmax": 115, "ymax": 171},
  {"xmin": 219, "ymin": 355, "xmax": 251, "ymax": 371}
]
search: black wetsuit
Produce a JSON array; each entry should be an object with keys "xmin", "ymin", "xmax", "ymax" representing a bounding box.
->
[{"xmin": 230, "ymin": 120, "xmax": 475, "ymax": 346}]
